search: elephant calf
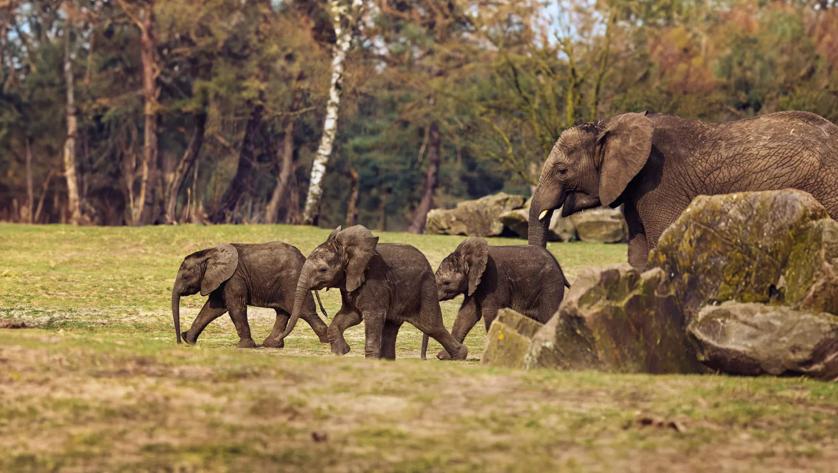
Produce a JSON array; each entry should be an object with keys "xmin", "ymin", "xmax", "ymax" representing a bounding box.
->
[
  {"xmin": 429, "ymin": 237, "xmax": 569, "ymax": 359},
  {"xmin": 171, "ymin": 242, "xmax": 329, "ymax": 348},
  {"xmin": 275, "ymin": 225, "xmax": 468, "ymax": 360}
]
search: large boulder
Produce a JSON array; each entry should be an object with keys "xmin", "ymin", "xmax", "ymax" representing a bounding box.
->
[
  {"xmin": 425, "ymin": 192, "xmax": 526, "ymax": 237},
  {"xmin": 498, "ymin": 207, "xmax": 576, "ymax": 242},
  {"xmin": 525, "ymin": 265, "xmax": 704, "ymax": 373},
  {"xmin": 650, "ymin": 190, "xmax": 830, "ymax": 314},
  {"xmin": 482, "ymin": 309, "xmax": 545, "ymax": 369},
  {"xmin": 784, "ymin": 218, "xmax": 838, "ymax": 315},
  {"xmin": 689, "ymin": 302, "xmax": 838, "ymax": 380},
  {"xmin": 569, "ymin": 207, "xmax": 627, "ymax": 243}
]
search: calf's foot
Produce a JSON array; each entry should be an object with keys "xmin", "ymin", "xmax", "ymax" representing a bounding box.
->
[{"xmin": 237, "ymin": 338, "xmax": 258, "ymax": 349}]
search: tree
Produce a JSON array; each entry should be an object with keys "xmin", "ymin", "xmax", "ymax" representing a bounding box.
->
[{"xmin": 301, "ymin": 0, "xmax": 363, "ymax": 225}]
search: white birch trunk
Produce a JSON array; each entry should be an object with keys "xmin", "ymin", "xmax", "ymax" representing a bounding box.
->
[
  {"xmin": 301, "ymin": 0, "xmax": 363, "ymax": 225},
  {"xmin": 62, "ymin": 14, "xmax": 84, "ymax": 225}
]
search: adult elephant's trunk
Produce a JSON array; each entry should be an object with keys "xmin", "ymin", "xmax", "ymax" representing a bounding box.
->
[
  {"xmin": 278, "ymin": 262, "xmax": 316, "ymax": 341},
  {"xmin": 171, "ymin": 286, "xmax": 182, "ymax": 344},
  {"xmin": 528, "ymin": 202, "xmax": 552, "ymax": 248}
]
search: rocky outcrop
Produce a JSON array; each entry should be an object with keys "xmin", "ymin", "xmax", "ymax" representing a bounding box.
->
[
  {"xmin": 481, "ymin": 190, "xmax": 838, "ymax": 380},
  {"xmin": 482, "ymin": 309, "xmax": 545, "ymax": 369},
  {"xmin": 649, "ymin": 190, "xmax": 830, "ymax": 313},
  {"xmin": 425, "ymin": 193, "xmax": 526, "ymax": 237},
  {"xmin": 569, "ymin": 207, "xmax": 627, "ymax": 243},
  {"xmin": 689, "ymin": 302, "xmax": 838, "ymax": 380},
  {"xmin": 525, "ymin": 265, "xmax": 704, "ymax": 373}
]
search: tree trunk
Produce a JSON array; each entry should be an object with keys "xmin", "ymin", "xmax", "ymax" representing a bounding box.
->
[
  {"xmin": 164, "ymin": 111, "xmax": 207, "ymax": 224},
  {"xmin": 345, "ymin": 165, "xmax": 359, "ymax": 227},
  {"xmin": 62, "ymin": 17, "xmax": 84, "ymax": 225},
  {"xmin": 265, "ymin": 120, "xmax": 296, "ymax": 224},
  {"xmin": 301, "ymin": 0, "xmax": 363, "ymax": 225},
  {"xmin": 210, "ymin": 104, "xmax": 263, "ymax": 223},
  {"xmin": 128, "ymin": 2, "xmax": 160, "ymax": 225},
  {"xmin": 408, "ymin": 122, "xmax": 440, "ymax": 234},
  {"xmin": 25, "ymin": 138, "xmax": 34, "ymax": 223}
]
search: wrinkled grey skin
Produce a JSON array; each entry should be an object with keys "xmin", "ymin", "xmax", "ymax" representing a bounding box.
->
[
  {"xmin": 529, "ymin": 111, "xmax": 838, "ymax": 268},
  {"xmin": 277, "ymin": 225, "xmax": 468, "ymax": 360},
  {"xmin": 171, "ymin": 242, "xmax": 328, "ymax": 348},
  {"xmin": 427, "ymin": 238, "xmax": 569, "ymax": 359}
]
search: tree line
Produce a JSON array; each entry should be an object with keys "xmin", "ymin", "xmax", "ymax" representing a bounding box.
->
[{"xmin": 1, "ymin": 0, "xmax": 836, "ymax": 229}]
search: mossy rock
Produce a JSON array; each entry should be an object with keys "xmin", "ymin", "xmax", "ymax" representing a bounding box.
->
[
  {"xmin": 526, "ymin": 265, "xmax": 704, "ymax": 374},
  {"xmin": 689, "ymin": 302, "xmax": 838, "ymax": 380},
  {"xmin": 482, "ymin": 309, "xmax": 544, "ymax": 369},
  {"xmin": 650, "ymin": 190, "xmax": 829, "ymax": 313},
  {"xmin": 784, "ymin": 218, "xmax": 838, "ymax": 315}
]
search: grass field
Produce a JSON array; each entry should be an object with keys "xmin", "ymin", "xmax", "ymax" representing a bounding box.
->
[{"xmin": 1, "ymin": 223, "xmax": 836, "ymax": 472}]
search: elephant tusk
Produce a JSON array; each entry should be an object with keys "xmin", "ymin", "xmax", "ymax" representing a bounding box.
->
[{"xmin": 538, "ymin": 209, "xmax": 550, "ymax": 221}]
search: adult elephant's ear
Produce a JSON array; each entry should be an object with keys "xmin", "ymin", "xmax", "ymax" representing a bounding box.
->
[
  {"xmin": 200, "ymin": 244, "xmax": 238, "ymax": 296},
  {"xmin": 337, "ymin": 225, "xmax": 379, "ymax": 292},
  {"xmin": 459, "ymin": 237, "xmax": 489, "ymax": 296},
  {"xmin": 597, "ymin": 112, "xmax": 654, "ymax": 207}
]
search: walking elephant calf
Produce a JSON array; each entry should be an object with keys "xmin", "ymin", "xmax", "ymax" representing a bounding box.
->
[
  {"xmin": 275, "ymin": 225, "xmax": 468, "ymax": 360},
  {"xmin": 171, "ymin": 242, "xmax": 329, "ymax": 348},
  {"xmin": 429, "ymin": 237, "xmax": 569, "ymax": 360}
]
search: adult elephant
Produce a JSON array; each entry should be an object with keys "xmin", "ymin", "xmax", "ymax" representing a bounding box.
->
[{"xmin": 528, "ymin": 111, "xmax": 838, "ymax": 267}]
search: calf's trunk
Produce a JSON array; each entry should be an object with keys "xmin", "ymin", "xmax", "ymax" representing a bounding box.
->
[
  {"xmin": 279, "ymin": 263, "xmax": 315, "ymax": 340},
  {"xmin": 171, "ymin": 287, "xmax": 182, "ymax": 344}
]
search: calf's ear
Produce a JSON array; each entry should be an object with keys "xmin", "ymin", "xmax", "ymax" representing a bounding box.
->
[
  {"xmin": 337, "ymin": 225, "xmax": 379, "ymax": 292},
  {"xmin": 457, "ymin": 238, "xmax": 489, "ymax": 296},
  {"xmin": 200, "ymin": 244, "xmax": 238, "ymax": 296}
]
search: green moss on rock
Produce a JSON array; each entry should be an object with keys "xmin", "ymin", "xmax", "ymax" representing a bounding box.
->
[
  {"xmin": 526, "ymin": 265, "xmax": 704, "ymax": 374},
  {"xmin": 650, "ymin": 190, "xmax": 829, "ymax": 312},
  {"xmin": 482, "ymin": 309, "xmax": 544, "ymax": 369}
]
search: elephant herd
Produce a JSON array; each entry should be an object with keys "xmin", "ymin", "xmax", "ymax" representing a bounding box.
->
[
  {"xmin": 172, "ymin": 110, "xmax": 838, "ymax": 359},
  {"xmin": 172, "ymin": 226, "xmax": 569, "ymax": 359}
]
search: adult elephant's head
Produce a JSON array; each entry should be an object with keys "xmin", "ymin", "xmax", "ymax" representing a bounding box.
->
[
  {"xmin": 528, "ymin": 112, "xmax": 654, "ymax": 246},
  {"xmin": 279, "ymin": 225, "xmax": 379, "ymax": 341},
  {"xmin": 171, "ymin": 244, "xmax": 238, "ymax": 343}
]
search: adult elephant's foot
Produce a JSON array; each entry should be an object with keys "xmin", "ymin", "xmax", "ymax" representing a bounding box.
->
[
  {"xmin": 436, "ymin": 349, "xmax": 451, "ymax": 360},
  {"xmin": 262, "ymin": 337, "xmax": 285, "ymax": 349},
  {"xmin": 237, "ymin": 338, "xmax": 258, "ymax": 349},
  {"xmin": 331, "ymin": 340, "xmax": 350, "ymax": 356}
]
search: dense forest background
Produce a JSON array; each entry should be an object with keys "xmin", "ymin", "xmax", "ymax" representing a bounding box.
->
[{"xmin": 1, "ymin": 0, "xmax": 837, "ymax": 229}]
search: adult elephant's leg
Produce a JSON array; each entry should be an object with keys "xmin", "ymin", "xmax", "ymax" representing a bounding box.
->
[
  {"xmin": 327, "ymin": 308, "xmax": 362, "ymax": 355},
  {"xmin": 380, "ymin": 320, "xmax": 403, "ymax": 360},
  {"xmin": 438, "ymin": 300, "xmax": 480, "ymax": 360},
  {"xmin": 183, "ymin": 297, "xmax": 227, "ymax": 344},
  {"xmin": 362, "ymin": 310, "xmax": 387, "ymax": 359},
  {"xmin": 263, "ymin": 310, "xmax": 289, "ymax": 348},
  {"xmin": 228, "ymin": 304, "xmax": 257, "ymax": 348},
  {"xmin": 624, "ymin": 202, "xmax": 649, "ymax": 269}
]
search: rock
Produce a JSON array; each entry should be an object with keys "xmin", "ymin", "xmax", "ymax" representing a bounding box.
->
[
  {"xmin": 526, "ymin": 265, "xmax": 704, "ymax": 373},
  {"xmin": 426, "ymin": 192, "xmax": 526, "ymax": 237},
  {"xmin": 650, "ymin": 190, "xmax": 830, "ymax": 313},
  {"xmin": 498, "ymin": 207, "xmax": 576, "ymax": 242},
  {"xmin": 569, "ymin": 207, "xmax": 626, "ymax": 243},
  {"xmin": 482, "ymin": 309, "xmax": 545, "ymax": 369},
  {"xmin": 689, "ymin": 302, "xmax": 838, "ymax": 380},
  {"xmin": 784, "ymin": 218, "xmax": 838, "ymax": 315}
]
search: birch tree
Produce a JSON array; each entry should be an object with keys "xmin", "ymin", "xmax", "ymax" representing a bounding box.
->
[
  {"xmin": 301, "ymin": 0, "xmax": 363, "ymax": 225},
  {"xmin": 62, "ymin": 3, "xmax": 84, "ymax": 225}
]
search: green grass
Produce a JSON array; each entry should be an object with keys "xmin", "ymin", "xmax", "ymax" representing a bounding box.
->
[{"xmin": 0, "ymin": 223, "xmax": 836, "ymax": 472}]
